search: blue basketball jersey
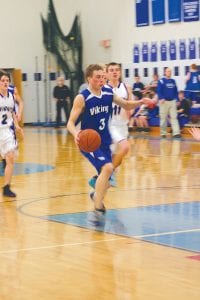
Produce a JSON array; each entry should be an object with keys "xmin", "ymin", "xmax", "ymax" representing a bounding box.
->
[
  {"xmin": 80, "ymin": 87, "xmax": 113, "ymax": 146},
  {"xmin": 187, "ymin": 71, "xmax": 200, "ymax": 91}
]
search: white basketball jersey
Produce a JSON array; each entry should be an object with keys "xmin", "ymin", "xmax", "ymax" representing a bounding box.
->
[
  {"xmin": 0, "ymin": 92, "xmax": 15, "ymax": 128},
  {"xmin": 105, "ymin": 82, "xmax": 129, "ymax": 125}
]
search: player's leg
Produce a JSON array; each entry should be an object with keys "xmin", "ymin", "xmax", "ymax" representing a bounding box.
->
[
  {"xmin": 94, "ymin": 162, "xmax": 113, "ymax": 211},
  {"xmin": 159, "ymin": 102, "xmax": 168, "ymax": 137},
  {"xmin": 112, "ymin": 139, "xmax": 130, "ymax": 170},
  {"xmin": 169, "ymin": 100, "xmax": 180, "ymax": 137},
  {"xmin": 110, "ymin": 123, "xmax": 130, "ymax": 170},
  {"xmin": 63, "ymin": 100, "xmax": 69, "ymax": 124},
  {"xmin": 81, "ymin": 147, "xmax": 112, "ymax": 210},
  {"xmin": 3, "ymin": 151, "xmax": 16, "ymax": 197},
  {"xmin": 56, "ymin": 100, "xmax": 62, "ymax": 127}
]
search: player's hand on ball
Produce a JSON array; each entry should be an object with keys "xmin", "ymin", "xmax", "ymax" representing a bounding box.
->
[{"xmin": 74, "ymin": 130, "xmax": 81, "ymax": 146}]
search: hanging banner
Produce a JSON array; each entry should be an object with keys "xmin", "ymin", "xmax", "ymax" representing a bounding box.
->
[
  {"xmin": 133, "ymin": 44, "xmax": 140, "ymax": 63},
  {"xmin": 183, "ymin": 0, "xmax": 199, "ymax": 22},
  {"xmin": 179, "ymin": 39, "xmax": 186, "ymax": 60},
  {"xmin": 142, "ymin": 42, "xmax": 149, "ymax": 62},
  {"xmin": 150, "ymin": 42, "xmax": 158, "ymax": 62},
  {"xmin": 188, "ymin": 38, "xmax": 196, "ymax": 59},
  {"xmin": 136, "ymin": 0, "xmax": 149, "ymax": 27},
  {"xmin": 169, "ymin": 40, "xmax": 177, "ymax": 60},
  {"xmin": 168, "ymin": 0, "xmax": 182, "ymax": 22},
  {"xmin": 152, "ymin": 0, "xmax": 165, "ymax": 24},
  {"xmin": 160, "ymin": 41, "xmax": 167, "ymax": 61},
  {"xmin": 198, "ymin": 38, "xmax": 200, "ymax": 58}
]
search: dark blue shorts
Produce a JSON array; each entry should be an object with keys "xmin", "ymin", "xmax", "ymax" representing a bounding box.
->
[{"xmin": 81, "ymin": 144, "xmax": 112, "ymax": 174}]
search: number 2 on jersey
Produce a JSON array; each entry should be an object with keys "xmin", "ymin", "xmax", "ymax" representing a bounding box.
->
[{"xmin": 1, "ymin": 114, "xmax": 8, "ymax": 125}]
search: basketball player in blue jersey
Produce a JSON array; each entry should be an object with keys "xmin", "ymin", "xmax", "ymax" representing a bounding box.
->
[
  {"xmin": 0, "ymin": 72, "xmax": 23, "ymax": 197},
  {"xmin": 67, "ymin": 64, "xmax": 150, "ymax": 217},
  {"xmin": 185, "ymin": 64, "xmax": 200, "ymax": 103},
  {"xmin": 88, "ymin": 62, "xmax": 133, "ymax": 188}
]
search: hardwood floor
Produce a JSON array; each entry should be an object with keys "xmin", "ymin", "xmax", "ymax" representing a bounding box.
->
[{"xmin": 0, "ymin": 127, "xmax": 199, "ymax": 300}]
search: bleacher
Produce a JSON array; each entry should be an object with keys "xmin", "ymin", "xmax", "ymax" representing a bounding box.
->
[{"xmin": 148, "ymin": 104, "xmax": 200, "ymax": 129}]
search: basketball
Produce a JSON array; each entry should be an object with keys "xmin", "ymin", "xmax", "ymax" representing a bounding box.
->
[
  {"xmin": 78, "ymin": 129, "xmax": 101, "ymax": 152},
  {"xmin": 147, "ymin": 100, "xmax": 156, "ymax": 109}
]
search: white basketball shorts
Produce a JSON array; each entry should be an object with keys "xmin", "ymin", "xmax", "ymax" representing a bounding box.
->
[
  {"xmin": 109, "ymin": 123, "xmax": 129, "ymax": 144},
  {"xmin": 0, "ymin": 127, "xmax": 18, "ymax": 158}
]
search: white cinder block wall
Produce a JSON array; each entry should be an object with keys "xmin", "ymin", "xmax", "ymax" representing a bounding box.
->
[{"xmin": 0, "ymin": 0, "xmax": 199, "ymax": 122}]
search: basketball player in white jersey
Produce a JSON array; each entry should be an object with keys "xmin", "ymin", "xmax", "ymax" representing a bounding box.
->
[
  {"xmin": 0, "ymin": 72, "xmax": 23, "ymax": 197},
  {"xmin": 0, "ymin": 70, "xmax": 23, "ymax": 170},
  {"xmin": 106, "ymin": 62, "xmax": 133, "ymax": 184}
]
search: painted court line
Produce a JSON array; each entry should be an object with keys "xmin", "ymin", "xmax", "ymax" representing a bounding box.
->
[
  {"xmin": 135, "ymin": 228, "xmax": 200, "ymax": 238},
  {"xmin": 0, "ymin": 237, "xmax": 127, "ymax": 254},
  {"xmin": 0, "ymin": 228, "xmax": 199, "ymax": 255}
]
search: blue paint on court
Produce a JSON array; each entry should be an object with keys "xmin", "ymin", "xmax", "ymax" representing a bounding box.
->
[
  {"xmin": 42, "ymin": 201, "xmax": 200, "ymax": 253},
  {"xmin": 0, "ymin": 162, "xmax": 55, "ymax": 176}
]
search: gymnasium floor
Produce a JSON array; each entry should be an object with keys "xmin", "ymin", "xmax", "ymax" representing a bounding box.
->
[{"xmin": 0, "ymin": 127, "xmax": 200, "ymax": 300}]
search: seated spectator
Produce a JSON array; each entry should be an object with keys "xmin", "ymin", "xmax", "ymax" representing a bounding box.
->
[
  {"xmin": 144, "ymin": 74, "xmax": 159, "ymax": 93},
  {"xmin": 132, "ymin": 76, "xmax": 145, "ymax": 99},
  {"xmin": 177, "ymin": 90, "xmax": 191, "ymax": 130},
  {"xmin": 184, "ymin": 63, "xmax": 200, "ymax": 104},
  {"xmin": 129, "ymin": 91, "xmax": 158, "ymax": 132}
]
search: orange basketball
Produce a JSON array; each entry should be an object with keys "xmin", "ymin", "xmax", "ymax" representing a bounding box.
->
[
  {"xmin": 78, "ymin": 129, "xmax": 101, "ymax": 152},
  {"xmin": 147, "ymin": 100, "xmax": 156, "ymax": 109}
]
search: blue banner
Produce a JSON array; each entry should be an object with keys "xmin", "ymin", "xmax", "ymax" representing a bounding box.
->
[
  {"xmin": 152, "ymin": 0, "xmax": 165, "ymax": 24},
  {"xmin": 188, "ymin": 38, "xmax": 196, "ymax": 59},
  {"xmin": 179, "ymin": 39, "xmax": 186, "ymax": 60},
  {"xmin": 142, "ymin": 43, "xmax": 149, "ymax": 62},
  {"xmin": 150, "ymin": 42, "xmax": 158, "ymax": 62},
  {"xmin": 183, "ymin": 0, "xmax": 199, "ymax": 22},
  {"xmin": 169, "ymin": 40, "xmax": 177, "ymax": 60},
  {"xmin": 168, "ymin": 0, "xmax": 182, "ymax": 22},
  {"xmin": 199, "ymin": 38, "xmax": 200, "ymax": 58},
  {"xmin": 136, "ymin": 0, "xmax": 149, "ymax": 27},
  {"xmin": 160, "ymin": 42, "xmax": 167, "ymax": 61},
  {"xmin": 133, "ymin": 44, "xmax": 140, "ymax": 63}
]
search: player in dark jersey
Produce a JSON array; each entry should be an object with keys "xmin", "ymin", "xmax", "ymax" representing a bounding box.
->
[{"xmin": 67, "ymin": 64, "xmax": 150, "ymax": 219}]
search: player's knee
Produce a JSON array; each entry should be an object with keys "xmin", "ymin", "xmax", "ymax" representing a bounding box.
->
[
  {"xmin": 119, "ymin": 140, "xmax": 130, "ymax": 155},
  {"xmin": 103, "ymin": 163, "xmax": 114, "ymax": 176},
  {"xmin": 6, "ymin": 153, "xmax": 15, "ymax": 165}
]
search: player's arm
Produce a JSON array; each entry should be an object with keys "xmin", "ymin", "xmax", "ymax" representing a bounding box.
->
[
  {"xmin": 125, "ymin": 84, "xmax": 134, "ymax": 117},
  {"xmin": 126, "ymin": 84, "xmax": 133, "ymax": 101},
  {"xmin": 12, "ymin": 111, "xmax": 23, "ymax": 138},
  {"xmin": 14, "ymin": 87, "xmax": 23, "ymax": 122},
  {"xmin": 67, "ymin": 94, "xmax": 85, "ymax": 144},
  {"xmin": 113, "ymin": 93, "xmax": 149, "ymax": 110}
]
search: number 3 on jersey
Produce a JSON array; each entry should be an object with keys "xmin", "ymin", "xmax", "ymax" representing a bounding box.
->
[
  {"xmin": 99, "ymin": 118, "xmax": 105, "ymax": 130},
  {"xmin": 1, "ymin": 114, "xmax": 8, "ymax": 125}
]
